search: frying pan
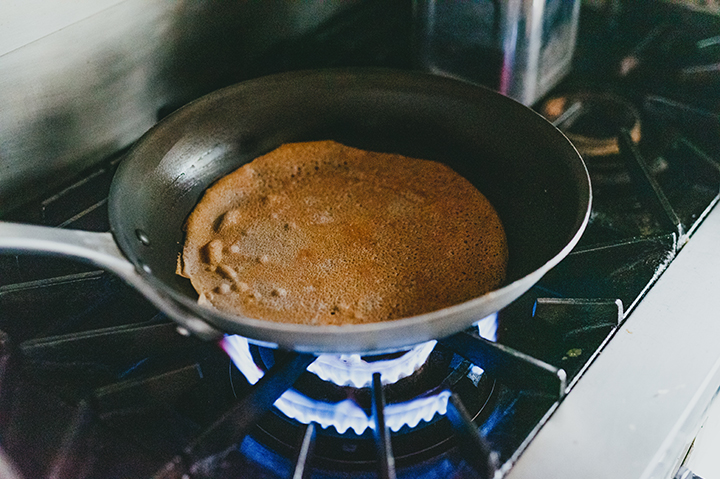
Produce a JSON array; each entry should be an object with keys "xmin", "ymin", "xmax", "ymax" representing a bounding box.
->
[{"xmin": 0, "ymin": 69, "xmax": 591, "ymax": 354}]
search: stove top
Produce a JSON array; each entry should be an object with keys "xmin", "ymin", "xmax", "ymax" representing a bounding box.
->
[{"xmin": 1, "ymin": 2, "xmax": 720, "ymax": 479}]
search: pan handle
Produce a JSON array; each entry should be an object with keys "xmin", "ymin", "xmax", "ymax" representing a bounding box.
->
[{"xmin": 0, "ymin": 221, "xmax": 222, "ymax": 341}]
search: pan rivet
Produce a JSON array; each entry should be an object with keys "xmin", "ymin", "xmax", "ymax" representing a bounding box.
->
[
  {"xmin": 135, "ymin": 229, "xmax": 151, "ymax": 246},
  {"xmin": 176, "ymin": 327, "xmax": 191, "ymax": 337},
  {"xmin": 141, "ymin": 263, "xmax": 152, "ymax": 274}
]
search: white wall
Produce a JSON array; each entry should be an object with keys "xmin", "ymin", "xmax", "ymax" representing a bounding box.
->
[
  {"xmin": 0, "ymin": 0, "xmax": 125, "ymax": 56},
  {"xmin": 0, "ymin": 1, "xmax": 357, "ymax": 214}
]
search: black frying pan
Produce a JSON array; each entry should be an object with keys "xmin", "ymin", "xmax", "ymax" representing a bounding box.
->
[{"xmin": 0, "ymin": 69, "xmax": 591, "ymax": 354}]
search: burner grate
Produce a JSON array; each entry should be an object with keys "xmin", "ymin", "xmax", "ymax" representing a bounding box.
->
[{"xmin": 0, "ymin": 111, "xmax": 655, "ymax": 479}]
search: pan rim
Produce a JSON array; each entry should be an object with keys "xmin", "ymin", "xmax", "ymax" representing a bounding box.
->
[{"xmin": 110, "ymin": 67, "xmax": 592, "ymax": 353}]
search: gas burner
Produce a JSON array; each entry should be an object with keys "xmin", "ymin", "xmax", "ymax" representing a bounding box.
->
[
  {"xmin": 540, "ymin": 92, "xmax": 642, "ymax": 158},
  {"xmin": 539, "ymin": 91, "xmax": 673, "ymax": 191},
  {"xmin": 221, "ymin": 314, "xmax": 498, "ymax": 436},
  {"xmin": 307, "ymin": 340, "xmax": 438, "ymax": 389},
  {"xmin": 223, "ymin": 335, "xmax": 450, "ymax": 434},
  {"xmin": 247, "ymin": 347, "xmax": 497, "ymax": 471}
]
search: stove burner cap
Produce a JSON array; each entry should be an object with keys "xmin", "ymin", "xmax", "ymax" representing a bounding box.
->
[
  {"xmin": 221, "ymin": 335, "xmax": 450, "ymax": 434},
  {"xmin": 307, "ymin": 341, "xmax": 437, "ymax": 388},
  {"xmin": 541, "ymin": 92, "xmax": 641, "ymax": 157}
]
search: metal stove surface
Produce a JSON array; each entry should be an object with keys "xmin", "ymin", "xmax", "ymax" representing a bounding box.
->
[
  {"xmin": 509, "ymin": 186, "xmax": 720, "ymax": 479},
  {"xmin": 1, "ymin": 2, "xmax": 720, "ymax": 479},
  {"xmin": 506, "ymin": 5, "xmax": 720, "ymax": 478}
]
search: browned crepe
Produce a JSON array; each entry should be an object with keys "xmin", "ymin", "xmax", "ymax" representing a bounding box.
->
[{"xmin": 179, "ymin": 140, "xmax": 508, "ymax": 326}]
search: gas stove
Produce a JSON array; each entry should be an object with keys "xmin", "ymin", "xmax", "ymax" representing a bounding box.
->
[{"xmin": 1, "ymin": 2, "xmax": 720, "ymax": 479}]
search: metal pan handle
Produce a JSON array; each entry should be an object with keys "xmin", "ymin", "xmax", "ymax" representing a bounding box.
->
[{"xmin": 0, "ymin": 221, "xmax": 221, "ymax": 340}]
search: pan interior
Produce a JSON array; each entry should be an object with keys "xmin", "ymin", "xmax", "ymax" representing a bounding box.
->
[{"xmin": 108, "ymin": 69, "xmax": 588, "ymax": 345}]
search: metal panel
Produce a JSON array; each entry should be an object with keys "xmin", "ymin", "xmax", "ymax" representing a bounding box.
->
[
  {"xmin": 0, "ymin": 0, "xmax": 356, "ymax": 215},
  {"xmin": 0, "ymin": 0, "xmax": 125, "ymax": 56}
]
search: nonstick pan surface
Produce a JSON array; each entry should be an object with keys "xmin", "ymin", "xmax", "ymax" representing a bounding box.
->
[{"xmin": 0, "ymin": 69, "xmax": 591, "ymax": 353}]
